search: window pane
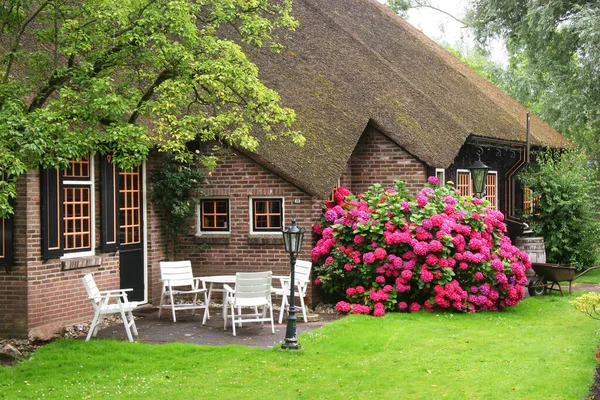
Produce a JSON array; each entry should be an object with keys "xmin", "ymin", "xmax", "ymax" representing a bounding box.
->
[
  {"xmin": 270, "ymin": 215, "xmax": 281, "ymax": 229},
  {"xmin": 216, "ymin": 215, "xmax": 228, "ymax": 228},
  {"xmin": 269, "ymin": 201, "xmax": 281, "ymax": 214},
  {"xmin": 216, "ymin": 200, "xmax": 228, "ymax": 214},
  {"xmin": 255, "ymin": 200, "xmax": 267, "ymax": 214},
  {"xmin": 256, "ymin": 215, "xmax": 267, "ymax": 228},
  {"xmin": 203, "ymin": 201, "xmax": 215, "ymax": 214}
]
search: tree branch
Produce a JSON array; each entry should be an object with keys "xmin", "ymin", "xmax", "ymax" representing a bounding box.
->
[
  {"xmin": 410, "ymin": 2, "xmax": 468, "ymax": 27},
  {"xmin": 3, "ymin": 0, "xmax": 52, "ymax": 83},
  {"xmin": 128, "ymin": 69, "xmax": 174, "ymax": 124}
]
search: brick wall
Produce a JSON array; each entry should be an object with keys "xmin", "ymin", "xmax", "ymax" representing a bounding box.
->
[
  {"xmin": 350, "ymin": 125, "xmax": 427, "ymax": 194},
  {"xmin": 176, "ymin": 150, "xmax": 317, "ymax": 281},
  {"xmin": 0, "ymin": 174, "xmax": 29, "ymax": 337},
  {"xmin": 25, "ymin": 161, "xmax": 121, "ymax": 335}
]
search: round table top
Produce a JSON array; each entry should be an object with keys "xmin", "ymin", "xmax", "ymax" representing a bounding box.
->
[{"xmin": 200, "ymin": 275, "xmax": 236, "ymax": 283}]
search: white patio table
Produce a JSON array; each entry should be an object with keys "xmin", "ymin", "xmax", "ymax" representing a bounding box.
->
[{"xmin": 200, "ymin": 274, "xmax": 287, "ymax": 325}]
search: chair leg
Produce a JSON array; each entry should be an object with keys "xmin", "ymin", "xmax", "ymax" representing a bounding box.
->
[
  {"xmin": 120, "ymin": 309, "xmax": 134, "ymax": 342},
  {"xmin": 268, "ymin": 303, "xmax": 275, "ymax": 334},
  {"xmin": 230, "ymin": 303, "xmax": 237, "ymax": 336},
  {"xmin": 86, "ymin": 312, "xmax": 100, "ymax": 342},
  {"xmin": 191, "ymin": 292, "xmax": 199, "ymax": 317},
  {"xmin": 299, "ymin": 294, "xmax": 307, "ymax": 323},
  {"xmin": 169, "ymin": 289, "xmax": 177, "ymax": 322},
  {"xmin": 128, "ymin": 311, "xmax": 138, "ymax": 336},
  {"xmin": 278, "ymin": 293, "xmax": 287, "ymax": 324},
  {"xmin": 158, "ymin": 288, "xmax": 166, "ymax": 319},
  {"xmin": 202, "ymin": 291, "xmax": 209, "ymax": 325}
]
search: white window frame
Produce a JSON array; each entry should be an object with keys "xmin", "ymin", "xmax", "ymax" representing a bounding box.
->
[
  {"xmin": 61, "ymin": 155, "xmax": 95, "ymax": 259},
  {"xmin": 435, "ymin": 168, "xmax": 445, "ymax": 187},
  {"xmin": 197, "ymin": 198, "xmax": 231, "ymax": 235},
  {"xmin": 249, "ymin": 196, "xmax": 285, "ymax": 234},
  {"xmin": 456, "ymin": 169, "xmax": 472, "ymax": 197},
  {"xmin": 485, "ymin": 171, "xmax": 498, "ymax": 209}
]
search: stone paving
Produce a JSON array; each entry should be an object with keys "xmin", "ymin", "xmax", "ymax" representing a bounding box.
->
[{"xmin": 92, "ymin": 305, "xmax": 342, "ymax": 349}]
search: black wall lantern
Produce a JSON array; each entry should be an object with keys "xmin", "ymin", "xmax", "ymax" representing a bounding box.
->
[
  {"xmin": 469, "ymin": 150, "xmax": 490, "ymax": 198},
  {"xmin": 281, "ymin": 217, "xmax": 305, "ymax": 350}
]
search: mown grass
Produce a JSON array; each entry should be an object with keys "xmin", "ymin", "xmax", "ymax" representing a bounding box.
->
[
  {"xmin": 1, "ymin": 294, "xmax": 598, "ymax": 399},
  {"xmin": 573, "ymin": 267, "xmax": 600, "ymax": 284}
]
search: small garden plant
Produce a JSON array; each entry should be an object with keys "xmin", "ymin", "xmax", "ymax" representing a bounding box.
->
[{"xmin": 312, "ymin": 178, "xmax": 531, "ymax": 316}]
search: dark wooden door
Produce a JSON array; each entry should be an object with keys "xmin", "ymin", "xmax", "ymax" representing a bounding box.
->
[{"xmin": 118, "ymin": 167, "xmax": 145, "ymax": 301}]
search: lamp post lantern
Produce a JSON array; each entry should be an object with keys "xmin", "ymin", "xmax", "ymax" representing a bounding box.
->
[
  {"xmin": 281, "ymin": 217, "xmax": 305, "ymax": 350},
  {"xmin": 469, "ymin": 152, "xmax": 490, "ymax": 198}
]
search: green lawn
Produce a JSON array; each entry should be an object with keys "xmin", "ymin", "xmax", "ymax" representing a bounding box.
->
[
  {"xmin": 574, "ymin": 267, "xmax": 600, "ymax": 284},
  {"xmin": 1, "ymin": 294, "xmax": 599, "ymax": 399}
]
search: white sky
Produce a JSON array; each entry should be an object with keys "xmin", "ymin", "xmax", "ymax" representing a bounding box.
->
[{"xmin": 384, "ymin": 0, "xmax": 509, "ymax": 66}]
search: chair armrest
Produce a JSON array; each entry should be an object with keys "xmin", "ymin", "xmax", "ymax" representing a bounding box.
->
[
  {"xmin": 98, "ymin": 288, "xmax": 133, "ymax": 294},
  {"xmin": 223, "ymin": 284, "xmax": 235, "ymax": 294},
  {"xmin": 91, "ymin": 292, "xmax": 130, "ymax": 300},
  {"xmin": 192, "ymin": 277, "xmax": 207, "ymax": 290}
]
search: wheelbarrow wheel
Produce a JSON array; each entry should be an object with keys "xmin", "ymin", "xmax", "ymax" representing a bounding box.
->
[{"xmin": 528, "ymin": 276, "xmax": 547, "ymax": 296}]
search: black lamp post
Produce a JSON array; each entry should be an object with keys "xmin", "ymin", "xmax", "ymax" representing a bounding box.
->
[
  {"xmin": 281, "ymin": 217, "xmax": 305, "ymax": 350},
  {"xmin": 469, "ymin": 152, "xmax": 490, "ymax": 198}
]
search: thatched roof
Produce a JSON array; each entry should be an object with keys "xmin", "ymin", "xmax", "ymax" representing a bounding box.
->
[{"xmin": 245, "ymin": 0, "xmax": 571, "ymax": 199}]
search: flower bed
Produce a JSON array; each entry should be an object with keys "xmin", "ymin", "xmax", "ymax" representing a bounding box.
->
[{"xmin": 312, "ymin": 178, "xmax": 530, "ymax": 316}]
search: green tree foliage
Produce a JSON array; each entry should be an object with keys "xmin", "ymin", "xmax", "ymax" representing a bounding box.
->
[
  {"xmin": 518, "ymin": 149, "xmax": 600, "ymax": 270},
  {"xmin": 467, "ymin": 0, "xmax": 600, "ymax": 175},
  {"xmin": 0, "ymin": 0, "xmax": 303, "ymax": 217}
]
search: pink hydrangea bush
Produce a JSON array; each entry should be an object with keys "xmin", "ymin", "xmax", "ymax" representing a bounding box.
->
[{"xmin": 312, "ymin": 180, "xmax": 531, "ymax": 316}]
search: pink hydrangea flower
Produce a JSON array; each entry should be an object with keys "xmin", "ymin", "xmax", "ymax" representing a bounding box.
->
[
  {"xmin": 363, "ymin": 252, "xmax": 376, "ymax": 264},
  {"xmin": 417, "ymin": 193, "xmax": 429, "ymax": 207},
  {"xmin": 475, "ymin": 272, "xmax": 484, "ymax": 280},
  {"xmin": 409, "ymin": 302, "xmax": 422, "ymax": 312},
  {"xmin": 398, "ymin": 301, "xmax": 408, "ymax": 311},
  {"xmin": 353, "ymin": 234, "xmax": 365, "ymax": 245},
  {"xmin": 374, "ymin": 247, "xmax": 387, "ymax": 260},
  {"xmin": 376, "ymin": 275, "xmax": 385, "ymax": 283},
  {"xmin": 427, "ymin": 176, "xmax": 440, "ymax": 185},
  {"xmin": 336, "ymin": 301, "xmax": 351, "ymax": 313},
  {"xmin": 356, "ymin": 286, "xmax": 365, "ymax": 294},
  {"xmin": 373, "ymin": 302, "xmax": 385, "ymax": 317}
]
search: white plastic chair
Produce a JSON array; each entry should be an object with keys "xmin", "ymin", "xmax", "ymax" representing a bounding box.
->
[
  {"xmin": 273, "ymin": 260, "xmax": 312, "ymax": 324},
  {"xmin": 158, "ymin": 260, "xmax": 208, "ymax": 322},
  {"xmin": 223, "ymin": 271, "xmax": 275, "ymax": 336},
  {"xmin": 81, "ymin": 273, "xmax": 139, "ymax": 342}
]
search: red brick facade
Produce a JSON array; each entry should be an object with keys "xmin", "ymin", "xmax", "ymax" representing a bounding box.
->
[
  {"xmin": 0, "ymin": 126, "xmax": 428, "ymax": 338},
  {"xmin": 350, "ymin": 126, "xmax": 427, "ymax": 195}
]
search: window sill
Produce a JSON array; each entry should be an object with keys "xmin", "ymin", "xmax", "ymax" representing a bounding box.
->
[
  {"xmin": 247, "ymin": 235, "xmax": 282, "ymax": 246},
  {"xmin": 61, "ymin": 255, "xmax": 103, "ymax": 271},
  {"xmin": 195, "ymin": 234, "xmax": 231, "ymax": 245}
]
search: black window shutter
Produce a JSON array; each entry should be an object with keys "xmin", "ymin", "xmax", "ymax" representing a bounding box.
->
[
  {"xmin": 100, "ymin": 155, "xmax": 119, "ymax": 252},
  {"xmin": 41, "ymin": 168, "xmax": 64, "ymax": 259}
]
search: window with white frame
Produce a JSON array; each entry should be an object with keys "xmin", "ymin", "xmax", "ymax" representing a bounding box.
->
[
  {"xmin": 456, "ymin": 169, "xmax": 498, "ymax": 207},
  {"xmin": 199, "ymin": 198, "xmax": 230, "ymax": 233},
  {"xmin": 485, "ymin": 172, "xmax": 498, "ymax": 210},
  {"xmin": 435, "ymin": 168, "xmax": 445, "ymax": 187},
  {"xmin": 62, "ymin": 158, "xmax": 95, "ymax": 255},
  {"xmin": 456, "ymin": 169, "xmax": 472, "ymax": 196},
  {"xmin": 250, "ymin": 197, "xmax": 283, "ymax": 232}
]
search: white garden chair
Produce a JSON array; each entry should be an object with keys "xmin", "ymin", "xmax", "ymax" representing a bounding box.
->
[
  {"xmin": 223, "ymin": 271, "xmax": 275, "ymax": 336},
  {"xmin": 158, "ymin": 260, "xmax": 208, "ymax": 322},
  {"xmin": 81, "ymin": 273, "xmax": 139, "ymax": 342},
  {"xmin": 272, "ymin": 260, "xmax": 312, "ymax": 324}
]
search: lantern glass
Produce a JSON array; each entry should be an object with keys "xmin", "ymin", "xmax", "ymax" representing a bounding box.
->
[
  {"xmin": 468, "ymin": 157, "xmax": 490, "ymax": 196},
  {"xmin": 282, "ymin": 218, "xmax": 305, "ymax": 255}
]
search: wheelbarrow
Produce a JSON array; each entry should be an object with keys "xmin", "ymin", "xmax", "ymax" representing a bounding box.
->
[{"xmin": 528, "ymin": 263, "xmax": 600, "ymax": 296}]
